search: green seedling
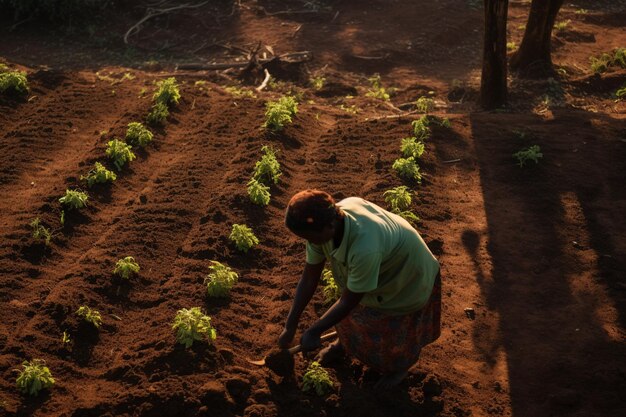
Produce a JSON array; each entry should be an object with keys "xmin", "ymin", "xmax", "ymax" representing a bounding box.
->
[
  {"xmin": 321, "ymin": 268, "xmax": 341, "ymax": 304},
  {"xmin": 263, "ymin": 95, "xmax": 298, "ymax": 131},
  {"xmin": 0, "ymin": 69, "xmax": 29, "ymax": 97},
  {"xmin": 411, "ymin": 116, "xmax": 431, "ymax": 140},
  {"xmin": 247, "ymin": 178, "xmax": 271, "ymax": 206},
  {"xmin": 229, "ymin": 224, "xmax": 259, "ymax": 252},
  {"xmin": 309, "ymin": 76, "xmax": 326, "ymax": 90},
  {"xmin": 59, "ymin": 189, "xmax": 88, "ymax": 210},
  {"xmin": 366, "ymin": 74, "xmax": 390, "ymax": 101},
  {"xmin": 590, "ymin": 48, "xmax": 626, "ymax": 73},
  {"xmin": 575, "ymin": 8, "xmax": 588, "ymax": 15},
  {"xmin": 76, "ymin": 306, "xmax": 102, "ymax": 328},
  {"xmin": 393, "ymin": 157, "xmax": 422, "ymax": 183},
  {"xmin": 507, "ymin": 41, "xmax": 517, "ymax": 52},
  {"xmin": 400, "ymin": 136, "xmax": 425, "ymax": 159},
  {"xmin": 253, "ymin": 145, "xmax": 282, "ymax": 185},
  {"xmin": 15, "ymin": 359, "xmax": 55, "ymax": 396},
  {"xmin": 81, "ymin": 162, "xmax": 117, "ymax": 187},
  {"xmin": 61, "ymin": 331, "xmax": 71, "ymax": 345},
  {"xmin": 514, "ymin": 145, "xmax": 543, "ymax": 167},
  {"xmin": 302, "ymin": 361, "xmax": 334, "ymax": 396},
  {"xmin": 205, "ymin": 261, "xmax": 238, "ymax": 297},
  {"xmin": 125, "ymin": 122, "xmax": 153, "ymax": 147},
  {"xmin": 339, "ymin": 103, "xmax": 360, "ymax": 114},
  {"xmin": 224, "ymin": 86, "xmax": 256, "ymax": 98},
  {"xmin": 113, "ymin": 256, "xmax": 140, "ymax": 280},
  {"xmin": 147, "ymin": 102, "xmax": 169, "ymax": 126},
  {"xmin": 415, "ymin": 96, "xmax": 435, "ymax": 113},
  {"xmin": 172, "ymin": 307, "xmax": 216, "ymax": 348},
  {"xmin": 383, "ymin": 186, "xmax": 413, "ymax": 212},
  {"xmin": 153, "ymin": 77, "xmax": 180, "ymax": 107},
  {"xmin": 616, "ymin": 83, "xmax": 626, "ymax": 99},
  {"xmin": 554, "ymin": 20, "xmax": 571, "ymax": 32},
  {"xmin": 30, "ymin": 218, "xmax": 51, "ymax": 246},
  {"xmin": 106, "ymin": 139, "xmax": 136, "ymax": 171}
]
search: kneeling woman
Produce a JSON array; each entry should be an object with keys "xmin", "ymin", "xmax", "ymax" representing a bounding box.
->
[{"xmin": 278, "ymin": 189, "xmax": 441, "ymax": 388}]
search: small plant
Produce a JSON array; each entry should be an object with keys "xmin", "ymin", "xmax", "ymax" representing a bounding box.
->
[
  {"xmin": 574, "ymin": 8, "xmax": 588, "ymax": 15},
  {"xmin": 59, "ymin": 189, "xmax": 88, "ymax": 210},
  {"xmin": 106, "ymin": 139, "xmax": 136, "ymax": 171},
  {"xmin": 224, "ymin": 86, "xmax": 256, "ymax": 98},
  {"xmin": 153, "ymin": 77, "xmax": 180, "ymax": 107},
  {"xmin": 61, "ymin": 331, "xmax": 71, "ymax": 345},
  {"xmin": 415, "ymin": 96, "xmax": 435, "ymax": 113},
  {"xmin": 513, "ymin": 145, "xmax": 543, "ymax": 167},
  {"xmin": 125, "ymin": 122, "xmax": 153, "ymax": 147},
  {"xmin": 590, "ymin": 48, "xmax": 626, "ymax": 73},
  {"xmin": 321, "ymin": 268, "xmax": 341, "ymax": 304},
  {"xmin": 30, "ymin": 218, "xmax": 51, "ymax": 246},
  {"xmin": 15, "ymin": 359, "xmax": 55, "ymax": 396},
  {"xmin": 81, "ymin": 162, "xmax": 117, "ymax": 187},
  {"xmin": 147, "ymin": 102, "xmax": 169, "ymax": 126},
  {"xmin": 229, "ymin": 224, "xmax": 259, "ymax": 252},
  {"xmin": 263, "ymin": 96, "xmax": 298, "ymax": 131},
  {"xmin": 0, "ymin": 69, "xmax": 29, "ymax": 97},
  {"xmin": 366, "ymin": 74, "xmax": 390, "ymax": 101},
  {"xmin": 247, "ymin": 178, "xmax": 271, "ymax": 206},
  {"xmin": 339, "ymin": 103, "xmax": 360, "ymax": 114},
  {"xmin": 172, "ymin": 307, "xmax": 216, "ymax": 348},
  {"xmin": 554, "ymin": 20, "xmax": 571, "ymax": 32},
  {"xmin": 400, "ymin": 136, "xmax": 425, "ymax": 159},
  {"xmin": 309, "ymin": 76, "xmax": 326, "ymax": 90},
  {"xmin": 392, "ymin": 157, "xmax": 422, "ymax": 183},
  {"xmin": 253, "ymin": 145, "xmax": 282, "ymax": 185},
  {"xmin": 76, "ymin": 306, "xmax": 102, "ymax": 328},
  {"xmin": 113, "ymin": 256, "xmax": 140, "ymax": 280},
  {"xmin": 302, "ymin": 361, "xmax": 334, "ymax": 396},
  {"xmin": 411, "ymin": 116, "xmax": 431, "ymax": 140},
  {"xmin": 616, "ymin": 83, "xmax": 626, "ymax": 100},
  {"xmin": 205, "ymin": 261, "xmax": 238, "ymax": 297},
  {"xmin": 383, "ymin": 186, "xmax": 413, "ymax": 212},
  {"xmin": 507, "ymin": 41, "xmax": 517, "ymax": 52}
]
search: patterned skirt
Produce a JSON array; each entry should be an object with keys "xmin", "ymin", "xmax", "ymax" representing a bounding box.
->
[{"xmin": 335, "ymin": 271, "xmax": 441, "ymax": 373}]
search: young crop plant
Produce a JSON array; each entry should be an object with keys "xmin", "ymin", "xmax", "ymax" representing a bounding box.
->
[
  {"xmin": 590, "ymin": 48, "xmax": 626, "ymax": 73},
  {"xmin": 554, "ymin": 20, "xmax": 571, "ymax": 32},
  {"xmin": 366, "ymin": 74, "xmax": 390, "ymax": 101},
  {"xmin": 30, "ymin": 218, "xmax": 51, "ymax": 246},
  {"xmin": 263, "ymin": 95, "xmax": 299, "ymax": 131},
  {"xmin": 147, "ymin": 102, "xmax": 169, "ymax": 126},
  {"xmin": 172, "ymin": 307, "xmax": 216, "ymax": 348},
  {"xmin": 401, "ymin": 136, "xmax": 425, "ymax": 159},
  {"xmin": 392, "ymin": 157, "xmax": 422, "ymax": 183},
  {"xmin": 507, "ymin": 41, "xmax": 518, "ymax": 52},
  {"xmin": 229, "ymin": 224, "xmax": 259, "ymax": 252},
  {"xmin": 514, "ymin": 145, "xmax": 543, "ymax": 167},
  {"xmin": 205, "ymin": 261, "xmax": 238, "ymax": 297},
  {"xmin": 247, "ymin": 178, "xmax": 271, "ymax": 206},
  {"xmin": 76, "ymin": 306, "xmax": 102, "ymax": 328},
  {"xmin": 153, "ymin": 77, "xmax": 180, "ymax": 107},
  {"xmin": 415, "ymin": 96, "xmax": 435, "ymax": 113},
  {"xmin": 113, "ymin": 256, "xmax": 140, "ymax": 280},
  {"xmin": 81, "ymin": 162, "xmax": 117, "ymax": 187},
  {"xmin": 302, "ymin": 361, "xmax": 334, "ymax": 396},
  {"xmin": 15, "ymin": 359, "xmax": 55, "ymax": 396},
  {"xmin": 616, "ymin": 83, "xmax": 626, "ymax": 100},
  {"xmin": 224, "ymin": 86, "xmax": 256, "ymax": 98},
  {"xmin": 253, "ymin": 145, "xmax": 282, "ymax": 185},
  {"xmin": 411, "ymin": 116, "xmax": 431, "ymax": 140},
  {"xmin": 59, "ymin": 189, "xmax": 88, "ymax": 210},
  {"xmin": 321, "ymin": 268, "xmax": 341, "ymax": 304},
  {"xmin": 383, "ymin": 186, "xmax": 413, "ymax": 212},
  {"xmin": 125, "ymin": 122, "xmax": 153, "ymax": 147},
  {"xmin": 0, "ymin": 69, "xmax": 29, "ymax": 97},
  {"xmin": 106, "ymin": 139, "xmax": 136, "ymax": 171},
  {"xmin": 309, "ymin": 76, "xmax": 326, "ymax": 90}
]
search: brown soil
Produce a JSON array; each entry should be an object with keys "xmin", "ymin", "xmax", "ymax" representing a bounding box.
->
[{"xmin": 1, "ymin": 1, "xmax": 625, "ymax": 416}]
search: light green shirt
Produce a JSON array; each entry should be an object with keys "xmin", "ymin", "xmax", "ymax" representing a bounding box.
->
[{"xmin": 306, "ymin": 197, "xmax": 439, "ymax": 315}]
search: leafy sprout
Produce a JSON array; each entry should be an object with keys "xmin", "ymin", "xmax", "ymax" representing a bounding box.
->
[
  {"xmin": 513, "ymin": 145, "xmax": 543, "ymax": 167},
  {"xmin": 224, "ymin": 86, "xmax": 256, "ymax": 98},
  {"xmin": 30, "ymin": 218, "xmax": 51, "ymax": 246},
  {"xmin": 205, "ymin": 261, "xmax": 238, "ymax": 297},
  {"xmin": 302, "ymin": 361, "xmax": 334, "ymax": 396},
  {"xmin": 106, "ymin": 139, "xmax": 136, "ymax": 171},
  {"xmin": 229, "ymin": 224, "xmax": 259, "ymax": 252},
  {"xmin": 309, "ymin": 76, "xmax": 326, "ymax": 90},
  {"xmin": 15, "ymin": 359, "xmax": 55, "ymax": 396},
  {"xmin": 554, "ymin": 20, "xmax": 571, "ymax": 32},
  {"xmin": 125, "ymin": 122, "xmax": 153, "ymax": 147},
  {"xmin": 76, "ymin": 306, "xmax": 102, "ymax": 328},
  {"xmin": 172, "ymin": 307, "xmax": 216, "ymax": 348},
  {"xmin": 400, "ymin": 136, "xmax": 425, "ymax": 159},
  {"xmin": 365, "ymin": 74, "xmax": 390, "ymax": 101},
  {"xmin": 383, "ymin": 186, "xmax": 413, "ymax": 212},
  {"xmin": 81, "ymin": 162, "xmax": 117, "ymax": 187},
  {"xmin": 252, "ymin": 145, "xmax": 282, "ymax": 185},
  {"xmin": 411, "ymin": 116, "xmax": 431, "ymax": 140},
  {"xmin": 392, "ymin": 157, "xmax": 422, "ymax": 183},
  {"xmin": 590, "ymin": 48, "xmax": 626, "ymax": 73},
  {"xmin": 147, "ymin": 102, "xmax": 169, "ymax": 126},
  {"xmin": 113, "ymin": 256, "xmax": 140, "ymax": 280},
  {"xmin": 616, "ymin": 83, "xmax": 626, "ymax": 100},
  {"xmin": 247, "ymin": 178, "xmax": 271, "ymax": 206},
  {"xmin": 0, "ymin": 69, "xmax": 29, "ymax": 97},
  {"xmin": 415, "ymin": 96, "xmax": 435, "ymax": 113},
  {"xmin": 321, "ymin": 268, "xmax": 341, "ymax": 304},
  {"xmin": 153, "ymin": 77, "xmax": 180, "ymax": 107},
  {"xmin": 59, "ymin": 189, "xmax": 88, "ymax": 210},
  {"xmin": 263, "ymin": 95, "xmax": 298, "ymax": 131}
]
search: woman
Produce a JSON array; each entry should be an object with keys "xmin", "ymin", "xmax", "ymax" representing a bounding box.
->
[{"xmin": 278, "ymin": 189, "xmax": 441, "ymax": 388}]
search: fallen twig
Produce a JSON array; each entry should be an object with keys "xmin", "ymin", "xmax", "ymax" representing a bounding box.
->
[
  {"xmin": 256, "ymin": 69, "xmax": 272, "ymax": 92},
  {"xmin": 176, "ymin": 51, "xmax": 312, "ymax": 70},
  {"xmin": 442, "ymin": 159, "xmax": 462, "ymax": 164}
]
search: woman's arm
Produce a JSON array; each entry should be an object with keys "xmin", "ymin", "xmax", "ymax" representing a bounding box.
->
[{"xmin": 278, "ymin": 261, "xmax": 325, "ymax": 348}]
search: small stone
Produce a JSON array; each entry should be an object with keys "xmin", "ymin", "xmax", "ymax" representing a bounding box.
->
[
  {"xmin": 423, "ymin": 374, "xmax": 442, "ymax": 397},
  {"xmin": 464, "ymin": 307, "xmax": 475, "ymax": 320},
  {"xmin": 139, "ymin": 195, "xmax": 147, "ymax": 204}
]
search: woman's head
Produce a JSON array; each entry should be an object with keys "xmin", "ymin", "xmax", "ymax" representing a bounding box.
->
[{"xmin": 285, "ymin": 189, "xmax": 343, "ymax": 244}]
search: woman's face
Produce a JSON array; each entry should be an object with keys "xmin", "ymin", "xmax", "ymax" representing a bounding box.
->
[{"xmin": 291, "ymin": 224, "xmax": 335, "ymax": 245}]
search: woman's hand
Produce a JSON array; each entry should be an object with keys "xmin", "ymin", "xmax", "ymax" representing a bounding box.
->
[
  {"xmin": 278, "ymin": 326, "xmax": 297, "ymax": 349},
  {"xmin": 300, "ymin": 327, "xmax": 322, "ymax": 352}
]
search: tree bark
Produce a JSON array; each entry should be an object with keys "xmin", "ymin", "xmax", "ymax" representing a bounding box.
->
[
  {"xmin": 510, "ymin": 0, "xmax": 565, "ymax": 77},
  {"xmin": 480, "ymin": 0, "xmax": 509, "ymax": 109}
]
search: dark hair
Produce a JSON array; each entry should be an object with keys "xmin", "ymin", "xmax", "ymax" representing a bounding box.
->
[{"xmin": 285, "ymin": 189, "xmax": 342, "ymax": 232}]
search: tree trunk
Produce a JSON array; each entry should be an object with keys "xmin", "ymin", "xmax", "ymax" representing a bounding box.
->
[
  {"xmin": 510, "ymin": 0, "xmax": 565, "ymax": 77},
  {"xmin": 480, "ymin": 0, "xmax": 509, "ymax": 109}
]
